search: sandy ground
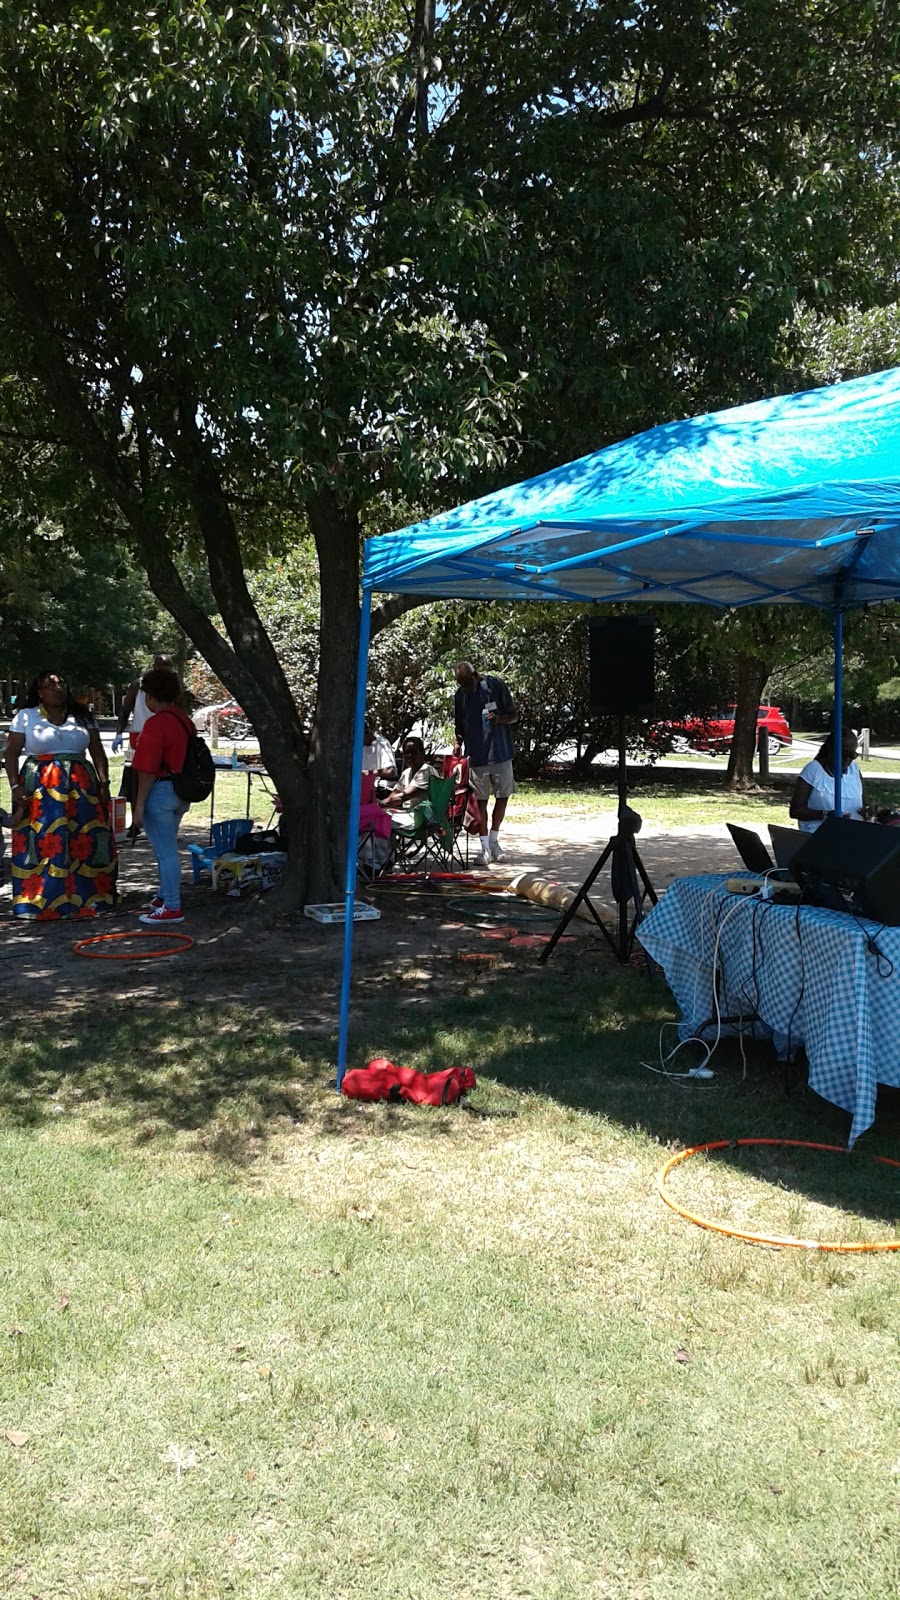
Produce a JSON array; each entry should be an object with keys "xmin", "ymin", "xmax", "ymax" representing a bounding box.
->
[
  {"xmin": 492, "ymin": 810, "xmax": 736, "ymax": 895},
  {"xmin": 0, "ymin": 808, "xmax": 747, "ymax": 1011}
]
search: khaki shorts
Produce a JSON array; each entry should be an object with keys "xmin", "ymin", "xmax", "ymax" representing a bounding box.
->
[{"xmin": 470, "ymin": 760, "xmax": 516, "ymax": 800}]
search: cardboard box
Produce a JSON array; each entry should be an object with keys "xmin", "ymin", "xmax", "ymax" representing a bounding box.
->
[{"xmin": 212, "ymin": 851, "xmax": 287, "ymax": 897}]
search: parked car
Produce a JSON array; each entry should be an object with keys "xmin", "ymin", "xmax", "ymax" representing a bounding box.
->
[
  {"xmin": 192, "ymin": 700, "xmax": 252, "ymax": 739},
  {"xmin": 652, "ymin": 704, "xmax": 792, "ymax": 757}
]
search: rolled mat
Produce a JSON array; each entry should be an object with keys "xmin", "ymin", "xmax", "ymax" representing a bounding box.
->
[{"xmin": 504, "ymin": 869, "xmax": 608, "ymax": 928}]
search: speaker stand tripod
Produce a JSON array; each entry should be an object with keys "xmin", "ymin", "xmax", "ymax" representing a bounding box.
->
[{"xmin": 538, "ymin": 714, "xmax": 658, "ymax": 965}]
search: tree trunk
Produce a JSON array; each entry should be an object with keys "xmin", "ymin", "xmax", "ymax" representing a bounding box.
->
[
  {"xmin": 307, "ymin": 489, "xmax": 362, "ymax": 903},
  {"xmin": 725, "ymin": 653, "xmax": 770, "ymax": 790},
  {"xmin": 573, "ymin": 740, "xmax": 602, "ymax": 778}
]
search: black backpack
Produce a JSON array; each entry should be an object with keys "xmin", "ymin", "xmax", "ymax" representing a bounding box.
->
[
  {"xmin": 233, "ymin": 827, "xmax": 282, "ymax": 854},
  {"xmin": 160, "ymin": 709, "xmax": 216, "ymax": 804}
]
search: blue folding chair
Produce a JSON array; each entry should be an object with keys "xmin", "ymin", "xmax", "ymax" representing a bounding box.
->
[{"xmin": 187, "ymin": 817, "xmax": 253, "ymax": 883}]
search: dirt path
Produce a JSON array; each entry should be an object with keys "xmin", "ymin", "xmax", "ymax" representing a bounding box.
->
[
  {"xmin": 0, "ymin": 810, "xmax": 743, "ymax": 1014},
  {"xmin": 493, "ymin": 810, "xmax": 737, "ymax": 895}
]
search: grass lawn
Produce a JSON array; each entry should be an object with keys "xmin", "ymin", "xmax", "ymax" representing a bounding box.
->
[
  {"xmin": 514, "ymin": 772, "xmax": 900, "ymax": 829},
  {"xmin": 1, "ymin": 909, "xmax": 898, "ymax": 1597}
]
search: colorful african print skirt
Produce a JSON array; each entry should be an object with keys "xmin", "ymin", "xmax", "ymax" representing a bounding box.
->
[{"xmin": 10, "ymin": 755, "xmax": 118, "ymax": 920}]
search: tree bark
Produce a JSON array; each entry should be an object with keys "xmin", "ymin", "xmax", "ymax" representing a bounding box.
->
[
  {"xmin": 725, "ymin": 653, "xmax": 771, "ymax": 790},
  {"xmin": 307, "ymin": 488, "xmax": 362, "ymax": 903},
  {"xmin": 370, "ymin": 594, "xmax": 423, "ymax": 636}
]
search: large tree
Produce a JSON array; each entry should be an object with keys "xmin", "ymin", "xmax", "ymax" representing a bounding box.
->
[{"xmin": 0, "ymin": 2, "xmax": 897, "ymax": 900}]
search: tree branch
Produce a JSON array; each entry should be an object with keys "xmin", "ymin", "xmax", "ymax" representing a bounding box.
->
[
  {"xmin": 371, "ymin": 594, "xmax": 425, "ymax": 637},
  {"xmin": 0, "ymin": 423, "xmax": 78, "ymax": 448},
  {"xmin": 173, "ymin": 391, "xmax": 309, "ymax": 753},
  {"xmin": 0, "ymin": 213, "xmax": 273, "ymax": 713}
]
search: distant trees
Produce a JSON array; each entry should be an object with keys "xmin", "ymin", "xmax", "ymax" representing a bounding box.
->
[
  {"xmin": 1, "ymin": 2, "xmax": 899, "ymax": 893},
  {"xmin": 0, "ymin": 525, "xmax": 176, "ymax": 709}
]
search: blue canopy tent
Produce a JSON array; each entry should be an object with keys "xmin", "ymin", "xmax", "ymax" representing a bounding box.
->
[{"xmin": 338, "ymin": 367, "xmax": 900, "ymax": 1082}]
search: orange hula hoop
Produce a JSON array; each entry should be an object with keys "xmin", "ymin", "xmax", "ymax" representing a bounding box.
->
[
  {"xmin": 658, "ymin": 1138, "xmax": 900, "ymax": 1253},
  {"xmin": 72, "ymin": 930, "xmax": 194, "ymax": 960}
]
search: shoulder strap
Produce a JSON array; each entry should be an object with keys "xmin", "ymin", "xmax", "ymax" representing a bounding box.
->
[{"xmin": 155, "ymin": 704, "xmax": 189, "ymax": 775}]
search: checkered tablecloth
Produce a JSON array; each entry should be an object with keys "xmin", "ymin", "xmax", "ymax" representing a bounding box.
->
[{"xmin": 637, "ymin": 874, "xmax": 900, "ymax": 1145}]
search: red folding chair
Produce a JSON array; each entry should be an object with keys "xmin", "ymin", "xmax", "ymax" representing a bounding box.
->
[{"xmin": 442, "ymin": 755, "xmax": 478, "ymax": 868}]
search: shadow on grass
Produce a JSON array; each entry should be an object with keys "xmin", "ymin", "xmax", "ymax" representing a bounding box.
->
[
  {"xmin": 0, "ymin": 999, "xmax": 330, "ymax": 1162},
  {"xmin": 349, "ymin": 945, "xmax": 900, "ymax": 1230},
  {"xmin": 1, "ymin": 942, "xmax": 898, "ymax": 1226}
]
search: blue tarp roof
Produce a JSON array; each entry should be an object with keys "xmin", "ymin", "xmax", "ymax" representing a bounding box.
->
[{"xmin": 364, "ymin": 367, "xmax": 900, "ymax": 609}]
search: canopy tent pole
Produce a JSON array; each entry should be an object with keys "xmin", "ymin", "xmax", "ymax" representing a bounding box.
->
[
  {"xmin": 337, "ymin": 586, "xmax": 372, "ymax": 1090},
  {"xmin": 833, "ymin": 584, "xmax": 844, "ymax": 817}
]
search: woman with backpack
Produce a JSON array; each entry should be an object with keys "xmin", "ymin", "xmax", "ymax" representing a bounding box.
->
[{"xmin": 131, "ymin": 665, "xmax": 198, "ymax": 925}]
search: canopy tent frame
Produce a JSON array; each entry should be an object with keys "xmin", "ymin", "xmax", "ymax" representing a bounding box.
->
[{"xmin": 337, "ymin": 368, "xmax": 900, "ymax": 1085}]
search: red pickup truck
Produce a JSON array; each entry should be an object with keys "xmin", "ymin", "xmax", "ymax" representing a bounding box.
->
[{"xmin": 654, "ymin": 704, "xmax": 792, "ymax": 757}]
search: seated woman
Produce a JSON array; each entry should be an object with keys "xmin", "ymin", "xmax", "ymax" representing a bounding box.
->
[
  {"xmin": 380, "ymin": 736, "xmax": 439, "ymax": 831},
  {"xmin": 4, "ymin": 670, "xmax": 117, "ymax": 920},
  {"xmin": 789, "ymin": 728, "xmax": 866, "ymax": 832}
]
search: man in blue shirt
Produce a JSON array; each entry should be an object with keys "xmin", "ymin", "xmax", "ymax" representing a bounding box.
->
[{"xmin": 453, "ymin": 661, "xmax": 518, "ymax": 865}]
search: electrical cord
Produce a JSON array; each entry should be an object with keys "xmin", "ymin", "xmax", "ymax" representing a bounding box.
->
[
  {"xmin": 646, "ymin": 872, "xmax": 896, "ymax": 1100},
  {"xmin": 849, "ymin": 912, "xmax": 894, "ymax": 978},
  {"xmin": 641, "ymin": 884, "xmax": 749, "ymax": 1085}
]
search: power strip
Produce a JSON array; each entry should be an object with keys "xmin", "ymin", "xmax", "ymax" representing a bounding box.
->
[{"xmin": 726, "ymin": 878, "xmax": 762, "ymax": 897}]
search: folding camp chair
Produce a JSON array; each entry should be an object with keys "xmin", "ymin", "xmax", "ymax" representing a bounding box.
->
[
  {"xmin": 442, "ymin": 755, "xmax": 478, "ymax": 867},
  {"xmin": 390, "ymin": 773, "xmax": 456, "ymax": 872}
]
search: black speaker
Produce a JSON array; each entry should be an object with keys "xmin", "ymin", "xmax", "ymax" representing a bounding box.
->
[
  {"xmin": 589, "ymin": 617, "xmax": 655, "ymax": 716},
  {"xmin": 791, "ymin": 817, "xmax": 900, "ymax": 925}
]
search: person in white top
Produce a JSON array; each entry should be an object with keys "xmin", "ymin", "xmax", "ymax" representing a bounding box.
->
[
  {"xmin": 362, "ymin": 723, "xmax": 397, "ymax": 780},
  {"xmin": 113, "ymin": 654, "xmax": 176, "ymax": 754},
  {"xmin": 4, "ymin": 669, "xmax": 117, "ymax": 919},
  {"xmin": 362, "ymin": 721, "xmax": 398, "ymax": 800},
  {"xmin": 790, "ymin": 728, "xmax": 867, "ymax": 831},
  {"xmin": 114, "ymin": 654, "xmax": 177, "ymax": 801},
  {"xmin": 380, "ymin": 736, "xmax": 439, "ymax": 832}
]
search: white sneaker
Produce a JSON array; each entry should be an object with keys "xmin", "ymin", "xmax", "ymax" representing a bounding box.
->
[
  {"xmin": 479, "ymin": 847, "xmax": 493, "ymax": 868},
  {"xmin": 489, "ymin": 841, "xmax": 506, "ymax": 862}
]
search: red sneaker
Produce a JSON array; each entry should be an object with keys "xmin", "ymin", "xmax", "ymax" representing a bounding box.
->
[
  {"xmin": 139, "ymin": 906, "xmax": 185, "ymax": 926},
  {"xmin": 145, "ymin": 895, "xmax": 164, "ymax": 911}
]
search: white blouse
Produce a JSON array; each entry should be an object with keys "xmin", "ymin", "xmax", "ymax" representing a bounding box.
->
[
  {"xmin": 131, "ymin": 689, "xmax": 154, "ymax": 735},
  {"xmin": 10, "ymin": 706, "xmax": 91, "ymax": 759},
  {"xmin": 797, "ymin": 758, "xmax": 864, "ymax": 831}
]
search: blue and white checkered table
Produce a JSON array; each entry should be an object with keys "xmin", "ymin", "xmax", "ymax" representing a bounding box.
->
[{"xmin": 637, "ymin": 874, "xmax": 900, "ymax": 1146}]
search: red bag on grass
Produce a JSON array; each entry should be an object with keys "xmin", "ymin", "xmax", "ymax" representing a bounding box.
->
[{"xmin": 342, "ymin": 1058, "xmax": 476, "ymax": 1106}]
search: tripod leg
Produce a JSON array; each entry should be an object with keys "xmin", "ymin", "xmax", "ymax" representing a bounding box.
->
[
  {"xmin": 538, "ymin": 840, "xmax": 614, "ymax": 964},
  {"xmin": 616, "ymin": 837, "xmax": 630, "ymax": 961},
  {"xmin": 631, "ymin": 843, "xmax": 658, "ymax": 907}
]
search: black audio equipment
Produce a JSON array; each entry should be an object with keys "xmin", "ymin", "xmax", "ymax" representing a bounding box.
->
[
  {"xmin": 792, "ymin": 817, "xmax": 900, "ymax": 925},
  {"xmin": 589, "ymin": 617, "xmax": 655, "ymax": 717}
]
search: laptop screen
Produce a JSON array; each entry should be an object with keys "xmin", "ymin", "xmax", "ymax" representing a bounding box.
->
[{"xmin": 727, "ymin": 823, "xmax": 775, "ymax": 875}]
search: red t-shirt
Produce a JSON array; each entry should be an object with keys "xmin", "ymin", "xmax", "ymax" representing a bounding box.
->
[{"xmin": 132, "ymin": 705, "xmax": 195, "ymax": 780}]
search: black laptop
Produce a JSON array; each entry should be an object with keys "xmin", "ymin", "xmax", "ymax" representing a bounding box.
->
[
  {"xmin": 768, "ymin": 824, "xmax": 804, "ymax": 870},
  {"xmin": 727, "ymin": 822, "xmax": 789, "ymax": 878}
]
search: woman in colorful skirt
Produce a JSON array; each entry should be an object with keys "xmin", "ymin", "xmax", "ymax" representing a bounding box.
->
[{"xmin": 4, "ymin": 670, "xmax": 117, "ymax": 920}]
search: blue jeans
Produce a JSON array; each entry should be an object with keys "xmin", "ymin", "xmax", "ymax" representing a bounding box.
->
[{"xmin": 142, "ymin": 780, "xmax": 189, "ymax": 909}]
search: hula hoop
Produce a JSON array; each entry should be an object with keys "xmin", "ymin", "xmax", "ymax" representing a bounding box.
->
[
  {"xmin": 369, "ymin": 874, "xmax": 509, "ymax": 894},
  {"xmin": 658, "ymin": 1138, "xmax": 900, "ymax": 1253},
  {"xmin": 72, "ymin": 930, "xmax": 194, "ymax": 961},
  {"xmin": 445, "ymin": 895, "xmax": 560, "ymax": 926}
]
